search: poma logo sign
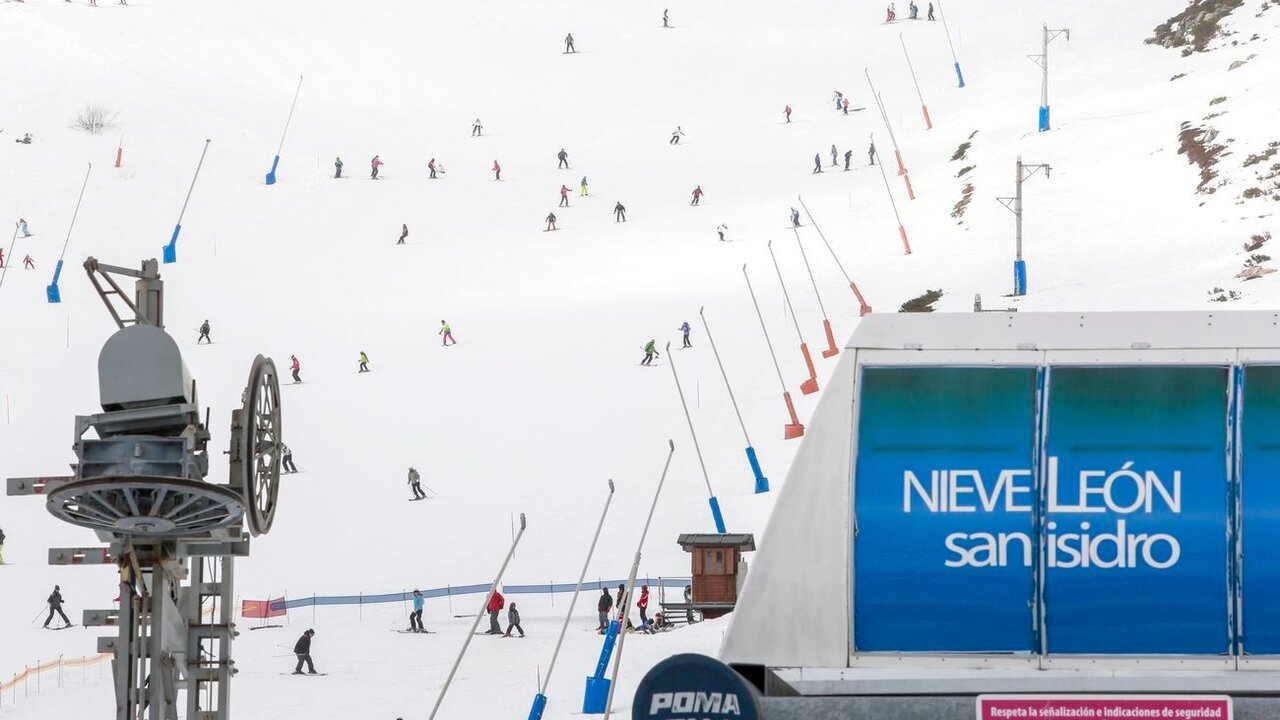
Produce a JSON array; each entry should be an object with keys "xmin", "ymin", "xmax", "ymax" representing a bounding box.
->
[
  {"xmin": 904, "ymin": 458, "xmax": 1182, "ymax": 569},
  {"xmin": 648, "ymin": 692, "xmax": 743, "ymax": 716},
  {"xmin": 632, "ymin": 654, "xmax": 761, "ymax": 720}
]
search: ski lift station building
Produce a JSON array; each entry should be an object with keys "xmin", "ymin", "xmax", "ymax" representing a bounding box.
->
[{"xmin": 721, "ymin": 311, "xmax": 1280, "ymax": 719}]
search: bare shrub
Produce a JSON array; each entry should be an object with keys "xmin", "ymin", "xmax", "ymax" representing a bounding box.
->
[{"xmin": 73, "ymin": 104, "xmax": 117, "ymax": 134}]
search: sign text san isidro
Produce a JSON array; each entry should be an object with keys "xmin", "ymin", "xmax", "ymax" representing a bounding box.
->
[{"xmin": 854, "ymin": 365, "xmax": 1239, "ymax": 655}]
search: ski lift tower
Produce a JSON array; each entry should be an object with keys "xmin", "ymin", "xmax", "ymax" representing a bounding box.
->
[{"xmin": 6, "ymin": 257, "xmax": 284, "ymax": 720}]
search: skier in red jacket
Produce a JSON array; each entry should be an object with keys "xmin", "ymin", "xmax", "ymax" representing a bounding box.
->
[
  {"xmin": 690, "ymin": 185, "xmax": 704, "ymax": 206},
  {"xmin": 492, "ymin": 160, "xmax": 501, "ymax": 180},
  {"xmin": 370, "ymin": 155, "xmax": 383, "ymax": 179},
  {"xmin": 637, "ymin": 585, "xmax": 651, "ymax": 623},
  {"xmin": 559, "ymin": 184, "xmax": 571, "ymax": 207},
  {"xmin": 486, "ymin": 590, "xmax": 505, "ymax": 634}
]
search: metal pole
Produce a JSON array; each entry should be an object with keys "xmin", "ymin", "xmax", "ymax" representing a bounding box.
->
[
  {"xmin": 797, "ymin": 196, "xmax": 872, "ymax": 315},
  {"xmin": 900, "ymin": 34, "xmax": 933, "ymax": 129},
  {"xmin": 767, "ymin": 240, "xmax": 819, "ymax": 394},
  {"xmin": 529, "ymin": 482, "xmax": 615, "ymax": 720},
  {"xmin": 767, "ymin": 241, "xmax": 809, "ymax": 344},
  {"xmin": 277, "ymin": 76, "xmax": 304, "ymax": 157},
  {"xmin": 792, "ymin": 227, "xmax": 840, "ymax": 359},
  {"xmin": 701, "ymin": 306, "xmax": 770, "ymax": 494},
  {"xmin": 428, "ymin": 513, "xmax": 527, "ymax": 720},
  {"xmin": 873, "ymin": 144, "xmax": 912, "ymax": 254},
  {"xmin": 667, "ymin": 342, "xmax": 727, "ymax": 532},
  {"xmin": 935, "ymin": 0, "xmax": 966, "ymax": 87},
  {"xmin": 177, "ymin": 140, "xmax": 211, "ymax": 226},
  {"xmin": 1042, "ymin": 24, "xmax": 1050, "ymax": 112},
  {"xmin": 743, "ymin": 265, "xmax": 788, "ymax": 394},
  {"xmin": 602, "ymin": 441, "xmax": 676, "ymax": 720},
  {"xmin": 1015, "ymin": 156, "xmax": 1024, "ymax": 262},
  {"xmin": 164, "ymin": 139, "xmax": 212, "ymax": 264},
  {"xmin": 47, "ymin": 163, "xmax": 92, "ymax": 304},
  {"xmin": 699, "ymin": 307, "xmax": 751, "ymax": 443},
  {"xmin": 744, "ymin": 264, "xmax": 806, "ymax": 439},
  {"xmin": 866, "ymin": 71, "xmax": 904, "ymax": 173}
]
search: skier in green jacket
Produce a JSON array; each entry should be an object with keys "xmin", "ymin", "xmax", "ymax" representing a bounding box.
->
[{"xmin": 641, "ymin": 340, "xmax": 660, "ymax": 366}]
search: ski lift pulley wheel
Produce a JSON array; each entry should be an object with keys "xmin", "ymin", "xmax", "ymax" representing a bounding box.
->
[
  {"xmin": 238, "ymin": 354, "xmax": 282, "ymax": 536},
  {"xmin": 46, "ymin": 476, "xmax": 246, "ymax": 537}
]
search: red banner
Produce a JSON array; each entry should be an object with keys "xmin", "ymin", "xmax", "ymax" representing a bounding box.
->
[{"xmin": 241, "ymin": 597, "xmax": 287, "ymax": 619}]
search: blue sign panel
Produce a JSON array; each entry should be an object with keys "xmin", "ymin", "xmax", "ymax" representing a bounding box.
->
[
  {"xmin": 854, "ymin": 366, "xmax": 1038, "ymax": 652},
  {"xmin": 1240, "ymin": 365, "xmax": 1280, "ymax": 654},
  {"xmin": 1041, "ymin": 366, "xmax": 1230, "ymax": 655}
]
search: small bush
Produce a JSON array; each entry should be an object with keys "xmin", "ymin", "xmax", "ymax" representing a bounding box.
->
[
  {"xmin": 900, "ymin": 289, "xmax": 943, "ymax": 313},
  {"xmin": 73, "ymin": 104, "xmax": 117, "ymax": 134}
]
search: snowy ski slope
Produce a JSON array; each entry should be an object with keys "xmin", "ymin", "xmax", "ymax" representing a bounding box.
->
[{"xmin": 1, "ymin": 0, "xmax": 1278, "ymax": 716}]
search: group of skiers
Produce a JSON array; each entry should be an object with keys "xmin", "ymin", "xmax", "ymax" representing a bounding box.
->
[
  {"xmin": 597, "ymin": 584, "xmax": 667, "ymax": 634},
  {"xmin": 813, "ymin": 140, "xmax": 877, "ymax": 173},
  {"xmin": 886, "ymin": 1, "xmax": 935, "ymax": 22},
  {"xmin": 484, "ymin": 590, "xmax": 524, "ymax": 637},
  {"xmin": 640, "ymin": 321, "xmax": 693, "ymax": 365}
]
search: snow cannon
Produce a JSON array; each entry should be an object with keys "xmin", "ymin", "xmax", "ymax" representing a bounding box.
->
[{"xmin": 7, "ymin": 256, "xmax": 284, "ymax": 720}]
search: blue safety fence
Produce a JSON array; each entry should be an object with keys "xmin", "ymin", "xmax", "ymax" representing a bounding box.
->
[{"xmin": 267, "ymin": 577, "xmax": 690, "ymax": 612}]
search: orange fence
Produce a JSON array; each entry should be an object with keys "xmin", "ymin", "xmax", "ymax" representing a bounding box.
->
[{"xmin": 0, "ymin": 652, "xmax": 112, "ymax": 708}]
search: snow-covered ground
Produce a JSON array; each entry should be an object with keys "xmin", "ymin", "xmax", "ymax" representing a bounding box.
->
[{"xmin": 1, "ymin": 0, "xmax": 1278, "ymax": 717}]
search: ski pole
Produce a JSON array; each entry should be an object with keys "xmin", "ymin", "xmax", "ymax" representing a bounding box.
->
[
  {"xmin": 766, "ymin": 240, "xmax": 819, "ymax": 395},
  {"xmin": 699, "ymin": 306, "xmax": 769, "ymax": 494},
  {"xmin": 667, "ymin": 342, "xmax": 727, "ymax": 532},
  {"xmin": 428, "ymin": 513, "xmax": 527, "ymax": 720},
  {"xmin": 743, "ymin": 264, "xmax": 805, "ymax": 439},
  {"xmin": 797, "ymin": 195, "xmax": 872, "ymax": 316},
  {"xmin": 791, "ymin": 227, "xmax": 840, "ymax": 358}
]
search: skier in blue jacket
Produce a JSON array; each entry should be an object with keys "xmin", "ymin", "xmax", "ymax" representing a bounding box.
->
[
  {"xmin": 410, "ymin": 589, "xmax": 426, "ymax": 632},
  {"xmin": 679, "ymin": 322, "xmax": 692, "ymax": 348}
]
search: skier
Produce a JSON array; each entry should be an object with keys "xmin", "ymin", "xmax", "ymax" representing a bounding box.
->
[
  {"xmin": 559, "ymin": 185, "xmax": 571, "ymax": 207},
  {"xmin": 292, "ymin": 629, "xmax": 317, "ymax": 674},
  {"xmin": 716, "ymin": 223, "xmax": 728, "ymax": 242},
  {"xmin": 410, "ymin": 589, "xmax": 425, "ymax": 632},
  {"xmin": 557, "ymin": 148, "xmax": 569, "ymax": 169},
  {"xmin": 844, "ymin": 149, "xmax": 853, "ymax": 171},
  {"xmin": 281, "ymin": 444, "xmax": 298, "ymax": 473},
  {"xmin": 398, "ymin": 224, "xmax": 408, "ymax": 245},
  {"xmin": 370, "ymin": 155, "xmax": 383, "ymax": 180},
  {"xmin": 833, "ymin": 90, "xmax": 843, "ymax": 110},
  {"xmin": 842, "ymin": 97, "xmax": 850, "ymax": 114},
  {"xmin": 45, "ymin": 585, "xmax": 71, "ymax": 628},
  {"xmin": 23, "ymin": 255, "xmax": 34, "ymax": 269},
  {"xmin": 637, "ymin": 585, "xmax": 650, "ymax": 624},
  {"xmin": 358, "ymin": 350, "xmax": 369, "ymax": 373},
  {"xmin": 486, "ymin": 589, "xmax": 505, "ymax": 634},
  {"xmin": 790, "ymin": 207, "xmax": 801, "ymax": 227},
  {"xmin": 0, "ymin": 249, "xmax": 5, "ymax": 267},
  {"xmin": 784, "ymin": 105, "xmax": 792, "ymax": 123},
  {"xmin": 334, "ymin": 157, "xmax": 343, "ymax": 179},
  {"xmin": 545, "ymin": 212, "xmax": 557, "ymax": 231},
  {"xmin": 868, "ymin": 139, "xmax": 877, "ymax": 165},
  {"xmin": 428, "ymin": 158, "xmax": 437, "ymax": 179},
  {"xmin": 580, "ymin": 176, "xmax": 589, "ymax": 196},
  {"xmin": 564, "ymin": 33, "xmax": 576, "ymax": 53},
  {"xmin": 614, "ymin": 584, "xmax": 631, "ymax": 628},
  {"xmin": 17, "ymin": 218, "xmax": 31, "ymax": 237},
  {"xmin": 641, "ymin": 339, "xmax": 659, "ymax": 366},
  {"xmin": 614, "ymin": 202, "xmax": 626, "ymax": 222},
  {"xmin": 408, "ymin": 467, "xmax": 426, "ymax": 500},
  {"xmin": 680, "ymin": 321, "xmax": 691, "ymax": 348},
  {"xmin": 15, "ymin": 133, "xmax": 32, "ymax": 144},
  {"xmin": 663, "ymin": 8, "xmax": 669, "ymax": 27},
  {"xmin": 928, "ymin": 2, "xmax": 935, "ymax": 20},
  {"xmin": 440, "ymin": 320, "xmax": 456, "ymax": 346},
  {"xmin": 885, "ymin": 3, "xmax": 896, "ymax": 22},
  {"xmin": 0, "ymin": 526, "xmax": 5, "ymax": 564},
  {"xmin": 597, "ymin": 588, "xmax": 613, "ymax": 631},
  {"xmin": 290, "ymin": 355, "xmax": 301, "ymax": 383},
  {"xmin": 197, "ymin": 320, "xmax": 211, "ymax": 344},
  {"xmin": 669, "ymin": 126, "xmax": 684, "ymax": 145},
  {"xmin": 504, "ymin": 602, "xmax": 525, "ymax": 637},
  {"xmin": 813, "ymin": 153, "xmax": 823, "ymax": 174},
  {"xmin": 472, "ymin": 118, "xmax": 483, "ymax": 137},
  {"xmin": 909, "ymin": 1, "xmax": 918, "ymax": 19},
  {"xmin": 830, "ymin": 144, "xmax": 838, "ymax": 166},
  {"xmin": 492, "ymin": 160, "xmax": 501, "ymax": 180},
  {"xmin": 690, "ymin": 185, "xmax": 703, "ymax": 206}
]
